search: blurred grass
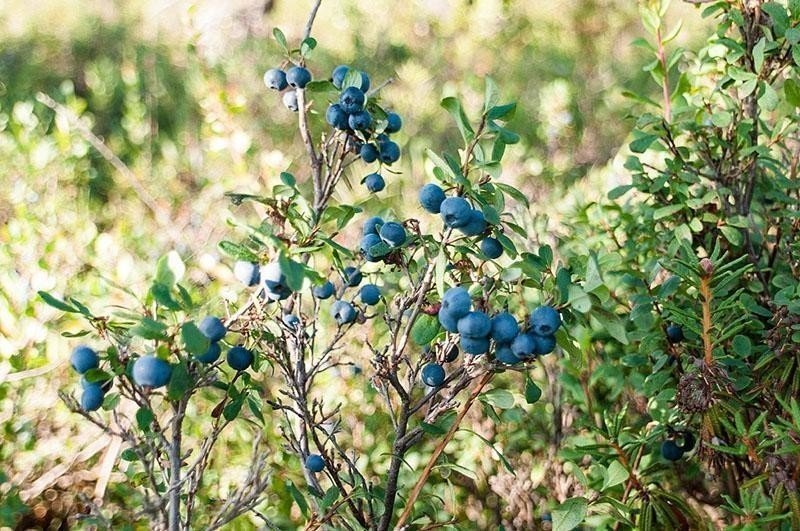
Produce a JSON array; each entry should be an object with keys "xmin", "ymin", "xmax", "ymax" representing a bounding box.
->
[{"xmin": 0, "ymin": 0, "xmax": 708, "ymax": 527}]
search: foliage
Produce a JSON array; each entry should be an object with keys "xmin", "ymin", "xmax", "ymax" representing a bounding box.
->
[{"xmin": 4, "ymin": 0, "xmax": 800, "ymax": 530}]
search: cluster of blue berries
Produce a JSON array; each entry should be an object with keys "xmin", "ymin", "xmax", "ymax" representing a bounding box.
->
[
  {"xmin": 233, "ymin": 260, "xmax": 295, "ymax": 302},
  {"xmin": 70, "ymin": 345, "xmax": 107, "ymax": 411},
  {"xmin": 264, "ymin": 65, "xmax": 313, "ymax": 112},
  {"xmin": 360, "ymin": 216, "xmax": 407, "ymax": 262},
  {"xmin": 234, "ymin": 259, "xmax": 380, "ymax": 328},
  {"xmin": 417, "ymin": 294, "xmax": 561, "ymax": 389},
  {"xmin": 437, "ymin": 286, "xmax": 561, "ymax": 362},
  {"xmin": 316, "ymin": 265, "xmax": 381, "ymax": 326},
  {"xmin": 324, "ymin": 65, "xmax": 402, "ymax": 169},
  {"xmin": 70, "ymin": 316, "xmax": 257, "ymax": 411},
  {"xmin": 418, "ymin": 183, "xmax": 504, "ymax": 260}
]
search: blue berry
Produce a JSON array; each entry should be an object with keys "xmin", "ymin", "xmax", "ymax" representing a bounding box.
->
[
  {"xmin": 440, "ymin": 197, "xmax": 472, "ymax": 228},
  {"xmin": 326, "ymin": 104, "xmax": 349, "ymax": 130},
  {"xmin": 360, "ymin": 143, "xmax": 379, "ymax": 163},
  {"xmin": 305, "ymin": 454, "xmax": 325, "ymax": 472},
  {"xmin": 227, "ymin": 346, "xmax": 254, "ymax": 371},
  {"xmin": 132, "ymin": 356, "xmax": 172, "ymax": 388},
  {"xmin": 196, "ymin": 342, "xmax": 221, "ymax": 364},
  {"xmin": 421, "ymin": 363, "xmax": 446, "ymax": 386},
  {"xmin": 348, "ymin": 110, "xmax": 372, "ymax": 131},
  {"xmin": 313, "ymin": 281, "xmax": 335, "ymax": 300},
  {"xmin": 379, "ymin": 221, "xmax": 406, "ymax": 247},
  {"xmin": 340, "ymin": 87, "xmax": 365, "ymax": 114},
  {"xmin": 71, "ymin": 345, "xmax": 99, "ymax": 374},
  {"xmin": 457, "ymin": 311, "xmax": 491, "ymax": 338},
  {"xmin": 198, "ymin": 316, "xmax": 227, "ymax": 342},
  {"xmin": 480, "ymin": 237, "xmax": 503, "ymax": 259},
  {"xmin": 360, "ymin": 284, "xmax": 381, "ymax": 305},
  {"xmin": 263, "ymin": 68, "xmax": 287, "ymax": 90},
  {"xmin": 286, "ymin": 66, "xmax": 312, "ymax": 88},
  {"xmin": 385, "ymin": 112, "xmax": 402, "ymax": 133},
  {"xmin": 530, "ymin": 306, "xmax": 562, "ymax": 336},
  {"xmin": 490, "ymin": 312, "xmax": 519, "ymax": 344},
  {"xmin": 419, "ymin": 184, "xmax": 446, "ymax": 214},
  {"xmin": 331, "ymin": 300, "xmax": 357, "ymax": 325},
  {"xmin": 364, "ymin": 173, "xmax": 385, "ymax": 192}
]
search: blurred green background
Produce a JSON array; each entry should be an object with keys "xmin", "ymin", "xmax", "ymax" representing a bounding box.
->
[{"xmin": 0, "ymin": 0, "xmax": 706, "ymax": 528}]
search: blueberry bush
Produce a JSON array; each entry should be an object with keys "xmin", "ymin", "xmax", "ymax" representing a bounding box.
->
[{"xmin": 5, "ymin": 0, "xmax": 800, "ymax": 529}]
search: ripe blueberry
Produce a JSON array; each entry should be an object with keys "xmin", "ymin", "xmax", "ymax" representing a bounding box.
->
[
  {"xmin": 379, "ymin": 221, "xmax": 406, "ymax": 247},
  {"xmin": 198, "ymin": 316, "xmax": 227, "ymax": 342},
  {"xmin": 326, "ymin": 104, "xmax": 349, "ymax": 130},
  {"xmin": 490, "ymin": 312, "xmax": 519, "ymax": 344},
  {"xmin": 418, "ymin": 184, "xmax": 446, "ymax": 214},
  {"xmin": 340, "ymin": 87, "xmax": 365, "ymax": 114},
  {"xmin": 132, "ymin": 356, "xmax": 172, "ymax": 388},
  {"xmin": 305, "ymin": 454, "xmax": 325, "ymax": 472},
  {"xmin": 196, "ymin": 342, "xmax": 221, "ymax": 364},
  {"xmin": 331, "ymin": 300, "xmax": 357, "ymax": 325},
  {"xmin": 286, "ymin": 66, "xmax": 312, "ymax": 88},
  {"xmin": 440, "ymin": 197, "xmax": 472, "ymax": 228},
  {"xmin": 530, "ymin": 305, "xmax": 561, "ymax": 336},
  {"xmin": 457, "ymin": 311, "xmax": 491, "ymax": 338},
  {"xmin": 360, "ymin": 284, "xmax": 381, "ymax": 305},
  {"xmin": 227, "ymin": 346, "xmax": 254, "ymax": 371},
  {"xmin": 313, "ymin": 281, "xmax": 335, "ymax": 300},
  {"xmin": 71, "ymin": 345, "xmax": 99, "ymax": 374},
  {"xmin": 364, "ymin": 173, "xmax": 385, "ymax": 192},
  {"xmin": 263, "ymin": 68, "xmax": 288, "ymax": 90},
  {"xmin": 480, "ymin": 237, "xmax": 503, "ymax": 259},
  {"xmin": 233, "ymin": 261, "xmax": 260, "ymax": 287},
  {"xmin": 421, "ymin": 363, "xmax": 446, "ymax": 386}
]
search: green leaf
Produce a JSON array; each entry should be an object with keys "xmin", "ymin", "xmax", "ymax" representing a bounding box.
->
[
  {"xmin": 602, "ymin": 460, "xmax": 629, "ymax": 491},
  {"xmin": 286, "ymin": 480, "xmax": 309, "ymax": 517},
  {"xmin": 167, "ymin": 362, "xmax": 191, "ymax": 401},
  {"xmin": 758, "ymin": 82, "xmax": 779, "ymax": 112},
  {"xmin": 481, "ymin": 388, "xmax": 515, "ymax": 409},
  {"xmin": 608, "ymin": 185, "xmax": 634, "ymax": 200},
  {"xmin": 300, "ymin": 37, "xmax": 317, "ymax": 57},
  {"xmin": 320, "ymin": 486, "xmax": 340, "ymax": 510},
  {"xmin": 568, "ymin": 285, "xmax": 592, "ymax": 313},
  {"xmin": 762, "ymin": 3, "xmax": 789, "ymax": 37},
  {"xmin": 278, "ymin": 253, "xmax": 305, "ymax": 291},
  {"xmin": 130, "ymin": 318, "xmax": 168, "ymax": 340},
  {"xmin": 219, "ymin": 241, "xmax": 258, "ymax": 262},
  {"xmin": 720, "ymin": 225, "xmax": 743, "ymax": 246},
  {"xmin": 552, "ymin": 497, "xmax": 588, "ymax": 531},
  {"xmin": 411, "ymin": 314, "xmax": 440, "ymax": 345},
  {"xmin": 342, "ymin": 69, "xmax": 363, "ymax": 90},
  {"xmin": 732, "ymin": 335, "xmax": 752, "ymax": 357},
  {"xmin": 136, "ymin": 408, "xmax": 155, "ymax": 432},
  {"xmin": 441, "ymin": 97, "xmax": 475, "ymax": 143},
  {"xmin": 272, "ymin": 27, "xmax": 288, "ymax": 52},
  {"xmin": 181, "ymin": 322, "xmax": 209, "ymax": 355},
  {"xmin": 525, "ymin": 376, "xmax": 542, "ymax": 404},
  {"xmin": 784, "ymin": 79, "xmax": 800, "ymax": 107},
  {"xmin": 710, "ymin": 111, "xmax": 732, "ymax": 128},
  {"xmin": 38, "ymin": 291, "xmax": 79, "ymax": 313},
  {"xmin": 487, "ymin": 102, "xmax": 516, "ymax": 121},
  {"xmin": 223, "ymin": 397, "xmax": 244, "ymax": 421},
  {"xmin": 484, "ymin": 76, "xmax": 500, "ymax": 113},
  {"xmin": 150, "ymin": 283, "xmax": 181, "ymax": 311},
  {"xmin": 653, "ymin": 204, "xmax": 683, "ymax": 220},
  {"xmin": 420, "ymin": 421, "xmax": 448, "ymax": 436},
  {"xmin": 495, "ymin": 182, "xmax": 529, "ymax": 208},
  {"xmin": 280, "ymin": 172, "xmax": 296, "ymax": 187},
  {"xmin": 629, "ymin": 133, "xmax": 658, "ymax": 153},
  {"xmin": 154, "ymin": 251, "xmax": 185, "ymax": 287}
]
